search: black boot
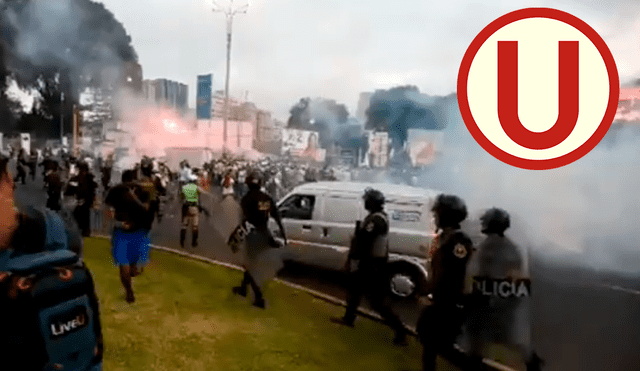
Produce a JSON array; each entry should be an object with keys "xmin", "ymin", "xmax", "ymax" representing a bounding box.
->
[
  {"xmin": 393, "ymin": 329, "xmax": 408, "ymax": 346},
  {"xmin": 252, "ymin": 298, "xmax": 266, "ymax": 309},
  {"xmin": 232, "ymin": 286, "xmax": 247, "ymax": 297},
  {"xmin": 329, "ymin": 317, "xmax": 355, "ymax": 328},
  {"xmin": 180, "ymin": 229, "xmax": 186, "ymax": 248},
  {"xmin": 526, "ymin": 352, "xmax": 545, "ymax": 371},
  {"xmin": 192, "ymin": 229, "xmax": 199, "ymax": 248}
]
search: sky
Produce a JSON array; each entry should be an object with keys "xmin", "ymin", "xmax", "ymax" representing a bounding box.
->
[{"xmin": 96, "ymin": 0, "xmax": 640, "ymax": 122}]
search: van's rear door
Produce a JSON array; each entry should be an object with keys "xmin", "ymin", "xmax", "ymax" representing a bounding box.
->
[
  {"xmin": 312, "ymin": 192, "xmax": 365, "ymax": 269},
  {"xmin": 385, "ymin": 199, "xmax": 435, "ymax": 258}
]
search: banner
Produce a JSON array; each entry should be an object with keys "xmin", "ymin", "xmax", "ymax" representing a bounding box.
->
[
  {"xmin": 196, "ymin": 74, "xmax": 213, "ymax": 119},
  {"xmin": 281, "ymin": 128, "xmax": 325, "ymax": 161},
  {"xmin": 407, "ymin": 129, "xmax": 444, "ymax": 167},
  {"xmin": 367, "ymin": 131, "xmax": 388, "ymax": 167}
]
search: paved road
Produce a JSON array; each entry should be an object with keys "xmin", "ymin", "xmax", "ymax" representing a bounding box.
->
[{"xmin": 14, "ymin": 173, "xmax": 640, "ymax": 371}]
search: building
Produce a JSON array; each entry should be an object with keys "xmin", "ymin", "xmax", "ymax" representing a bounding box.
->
[
  {"xmin": 142, "ymin": 79, "xmax": 189, "ymax": 112},
  {"xmin": 356, "ymin": 92, "xmax": 373, "ymax": 122},
  {"xmin": 212, "ymin": 90, "xmax": 244, "ymax": 119}
]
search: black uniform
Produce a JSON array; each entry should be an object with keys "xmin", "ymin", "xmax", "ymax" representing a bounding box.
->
[
  {"xmin": 44, "ymin": 169, "xmax": 63, "ymax": 211},
  {"xmin": 66, "ymin": 169, "xmax": 97, "ymax": 237},
  {"xmin": 417, "ymin": 228, "xmax": 484, "ymax": 371},
  {"xmin": 234, "ymin": 187, "xmax": 283, "ymax": 307},
  {"xmin": 336, "ymin": 210, "xmax": 407, "ymax": 344}
]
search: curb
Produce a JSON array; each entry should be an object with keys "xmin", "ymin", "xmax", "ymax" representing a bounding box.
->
[{"xmin": 92, "ymin": 234, "xmax": 517, "ymax": 371}]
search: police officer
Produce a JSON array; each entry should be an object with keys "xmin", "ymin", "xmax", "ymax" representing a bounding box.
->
[
  {"xmin": 330, "ymin": 188, "xmax": 408, "ymax": 346},
  {"xmin": 180, "ymin": 173, "xmax": 212, "ymax": 248},
  {"xmin": 232, "ymin": 170, "xmax": 287, "ymax": 309},
  {"xmin": 464, "ymin": 208, "xmax": 544, "ymax": 371},
  {"xmin": 66, "ymin": 162, "xmax": 98, "ymax": 237},
  {"xmin": 138, "ymin": 157, "xmax": 161, "ymax": 225},
  {"xmin": 416, "ymin": 194, "xmax": 485, "ymax": 371}
]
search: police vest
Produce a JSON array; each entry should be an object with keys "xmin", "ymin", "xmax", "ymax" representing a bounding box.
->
[
  {"xmin": 463, "ymin": 233, "xmax": 532, "ymax": 357},
  {"xmin": 358, "ymin": 212, "xmax": 389, "ymax": 259},
  {"xmin": 182, "ymin": 183, "xmax": 198, "ymax": 203}
]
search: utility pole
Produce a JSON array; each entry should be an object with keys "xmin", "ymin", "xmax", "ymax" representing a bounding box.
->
[
  {"xmin": 60, "ymin": 92, "xmax": 64, "ymax": 146},
  {"xmin": 212, "ymin": 0, "xmax": 248, "ymax": 153}
]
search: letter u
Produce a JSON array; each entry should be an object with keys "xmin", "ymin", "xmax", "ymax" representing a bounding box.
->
[{"xmin": 497, "ymin": 40, "xmax": 579, "ymax": 149}]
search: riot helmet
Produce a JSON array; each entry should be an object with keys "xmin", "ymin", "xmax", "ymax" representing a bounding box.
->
[
  {"xmin": 245, "ymin": 170, "xmax": 263, "ymax": 189},
  {"xmin": 140, "ymin": 156, "xmax": 153, "ymax": 177},
  {"xmin": 480, "ymin": 207, "xmax": 511, "ymax": 236},
  {"xmin": 431, "ymin": 194, "xmax": 468, "ymax": 229},
  {"xmin": 363, "ymin": 187, "xmax": 385, "ymax": 212}
]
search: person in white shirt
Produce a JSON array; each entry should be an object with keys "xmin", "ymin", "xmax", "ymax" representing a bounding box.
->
[{"xmin": 222, "ymin": 171, "xmax": 235, "ymax": 198}]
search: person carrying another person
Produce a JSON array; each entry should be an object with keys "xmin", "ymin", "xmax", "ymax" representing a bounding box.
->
[{"xmin": 104, "ymin": 169, "xmax": 153, "ymax": 303}]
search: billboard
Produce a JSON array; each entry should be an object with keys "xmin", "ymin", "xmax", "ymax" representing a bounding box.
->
[
  {"xmin": 614, "ymin": 87, "xmax": 640, "ymax": 123},
  {"xmin": 196, "ymin": 74, "xmax": 213, "ymax": 119},
  {"xmin": 281, "ymin": 128, "xmax": 325, "ymax": 162},
  {"xmin": 367, "ymin": 131, "xmax": 388, "ymax": 167},
  {"xmin": 406, "ymin": 129, "xmax": 444, "ymax": 167}
]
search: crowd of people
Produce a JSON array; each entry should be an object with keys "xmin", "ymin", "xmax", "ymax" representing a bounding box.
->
[{"xmin": 0, "ymin": 143, "xmax": 545, "ymax": 371}]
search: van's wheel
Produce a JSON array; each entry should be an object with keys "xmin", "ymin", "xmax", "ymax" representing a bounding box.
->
[{"xmin": 388, "ymin": 264, "xmax": 421, "ymax": 300}]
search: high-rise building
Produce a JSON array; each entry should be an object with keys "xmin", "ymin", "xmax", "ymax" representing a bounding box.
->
[
  {"xmin": 356, "ymin": 92, "xmax": 373, "ymax": 122},
  {"xmin": 142, "ymin": 79, "xmax": 189, "ymax": 112}
]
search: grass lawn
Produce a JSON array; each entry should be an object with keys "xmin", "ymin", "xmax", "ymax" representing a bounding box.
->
[{"xmin": 84, "ymin": 237, "xmax": 452, "ymax": 371}]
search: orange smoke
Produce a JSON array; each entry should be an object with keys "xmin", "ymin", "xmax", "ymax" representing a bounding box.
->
[{"xmin": 113, "ymin": 90, "xmax": 205, "ymax": 158}]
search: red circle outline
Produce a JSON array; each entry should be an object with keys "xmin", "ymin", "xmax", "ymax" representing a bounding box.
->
[{"xmin": 457, "ymin": 7, "xmax": 620, "ymax": 170}]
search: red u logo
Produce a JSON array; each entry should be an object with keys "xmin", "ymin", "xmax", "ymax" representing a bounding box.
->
[{"xmin": 497, "ymin": 40, "xmax": 579, "ymax": 149}]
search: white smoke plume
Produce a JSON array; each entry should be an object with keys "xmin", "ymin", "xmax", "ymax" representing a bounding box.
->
[{"xmin": 409, "ymin": 96, "xmax": 640, "ymax": 276}]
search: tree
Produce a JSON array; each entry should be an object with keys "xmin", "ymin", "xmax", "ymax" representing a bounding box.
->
[{"xmin": 0, "ymin": 0, "xmax": 139, "ymax": 138}]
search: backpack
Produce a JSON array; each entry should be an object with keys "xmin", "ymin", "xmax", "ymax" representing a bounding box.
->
[{"xmin": 0, "ymin": 209, "xmax": 103, "ymax": 371}]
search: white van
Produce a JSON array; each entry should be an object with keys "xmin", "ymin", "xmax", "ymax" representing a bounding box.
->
[{"xmin": 269, "ymin": 181, "xmax": 441, "ymax": 299}]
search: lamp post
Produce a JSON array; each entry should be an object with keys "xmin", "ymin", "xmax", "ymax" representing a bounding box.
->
[{"xmin": 213, "ymin": 0, "xmax": 248, "ymax": 153}]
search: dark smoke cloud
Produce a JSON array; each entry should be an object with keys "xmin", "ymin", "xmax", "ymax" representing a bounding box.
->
[
  {"xmin": 365, "ymin": 86, "xmax": 445, "ymax": 154},
  {"xmin": 412, "ymin": 94, "xmax": 640, "ymax": 277},
  {"xmin": 287, "ymin": 97, "xmax": 349, "ymax": 148},
  {"xmin": 0, "ymin": 0, "xmax": 138, "ymax": 137}
]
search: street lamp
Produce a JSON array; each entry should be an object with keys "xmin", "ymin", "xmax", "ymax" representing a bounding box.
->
[{"xmin": 213, "ymin": 0, "xmax": 248, "ymax": 153}]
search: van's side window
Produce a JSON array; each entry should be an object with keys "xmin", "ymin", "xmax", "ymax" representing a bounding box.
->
[
  {"xmin": 279, "ymin": 195, "xmax": 315, "ymax": 220},
  {"xmin": 323, "ymin": 196, "xmax": 360, "ymax": 223}
]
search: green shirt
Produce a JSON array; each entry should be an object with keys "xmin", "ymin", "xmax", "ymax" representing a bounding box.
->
[{"xmin": 182, "ymin": 183, "xmax": 198, "ymax": 203}]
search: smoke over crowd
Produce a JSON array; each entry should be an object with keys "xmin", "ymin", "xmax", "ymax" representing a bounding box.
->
[
  {"xmin": 287, "ymin": 97, "xmax": 349, "ymax": 148},
  {"xmin": 0, "ymin": 0, "xmax": 139, "ymax": 137},
  {"xmin": 111, "ymin": 89, "xmax": 200, "ymax": 163},
  {"xmin": 365, "ymin": 86, "xmax": 446, "ymax": 151},
  {"xmin": 414, "ymin": 94, "xmax": 640, "ymax": 277}
]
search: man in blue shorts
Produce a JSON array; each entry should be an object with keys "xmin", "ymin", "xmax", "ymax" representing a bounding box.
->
[{"xmin": 105, "ymin": 169, "xmax": 152, "ymax": 303}]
